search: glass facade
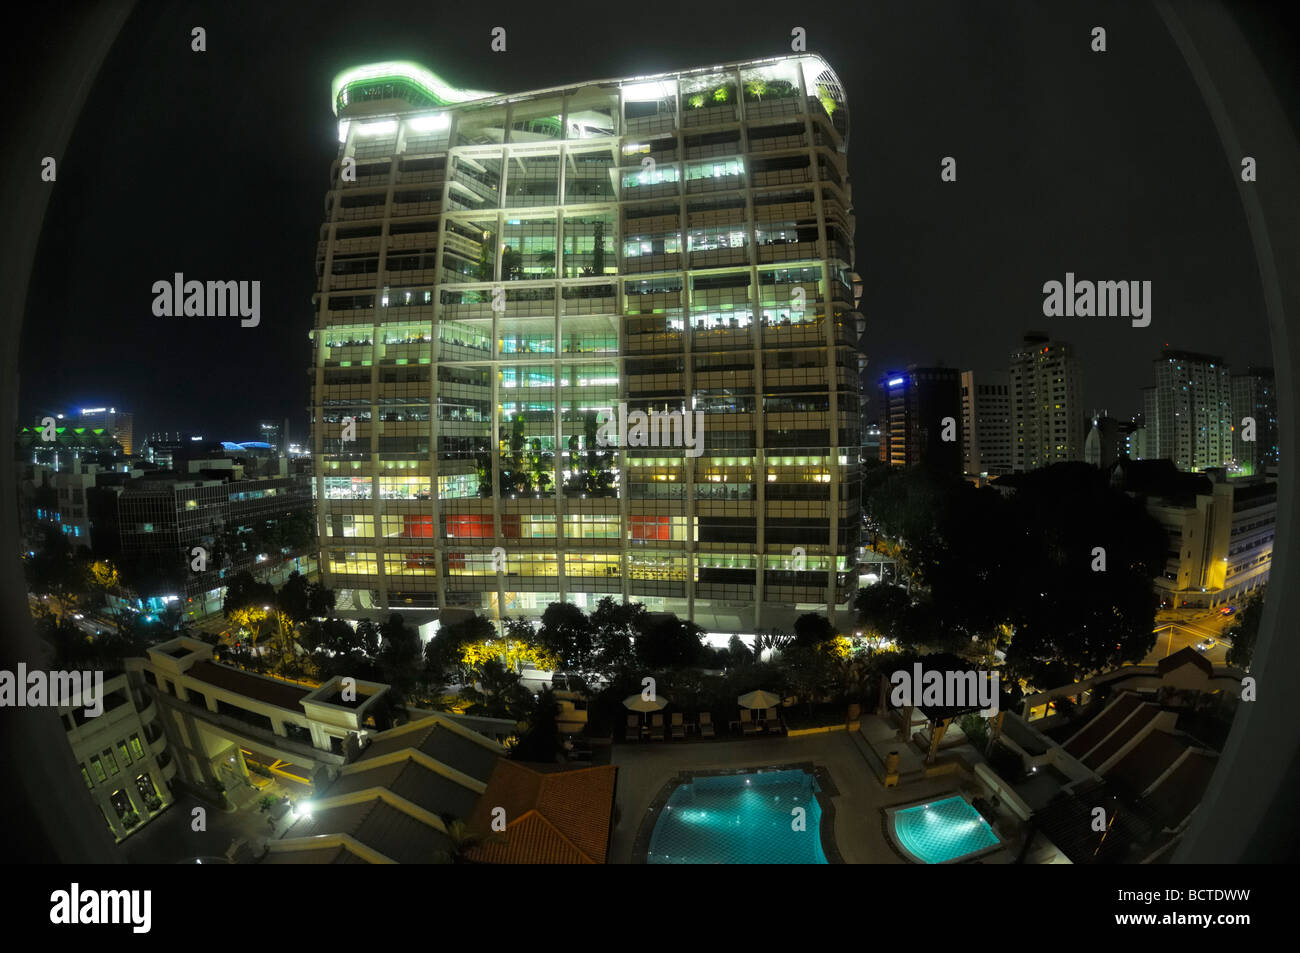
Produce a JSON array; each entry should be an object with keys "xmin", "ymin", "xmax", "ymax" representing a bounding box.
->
[{"xmin": 310, "ymin": 55, "xmax": 861, "ymax": 631}]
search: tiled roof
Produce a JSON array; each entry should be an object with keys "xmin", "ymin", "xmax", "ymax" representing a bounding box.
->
[
  {"xmin": 286, "ymin": 799, "xmax": 453, "ymax": 863},
  {"xmin": 1063, "ymin": 692, "xmax": 1143, "ymax": 757},
  {"xmin": 1081, "ymin": 703, "xmax": 1160, "ymax": 769},
  {"xmin": 329, "ymin": 757, "xmax": 480, "ymax": 820},
  {"xmin": 357, "ymin": 720, "xmax": 499, "ymax": 782},
  {"xmin": 1143, "ymin": 751, "xmax": 1218, "ymax": 829},
  {"xmin": 467, "ymin": 762, "xmax": 617, "ymax": 864},
  {"xmin": 1157, "ymin": 646, "xmax": 1214, "ymax": 678},
  {"xmin": 1107, "ymin": 730, "xmax": 1188, "ymax": 796}
]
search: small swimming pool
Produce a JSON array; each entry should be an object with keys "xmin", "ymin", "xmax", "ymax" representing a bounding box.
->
[
  {"xmin": 647, "ymin": 769, "xmax": 828, "ymax": 864},
  {"xmin": 890, "ymin": 796, "xmax": 1000, "ymax": 863}
]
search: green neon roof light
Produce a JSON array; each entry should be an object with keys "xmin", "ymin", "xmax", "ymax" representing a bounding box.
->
[{"xmin": 331, "ymin": 62, "xmax": 497, "ymax": 115}]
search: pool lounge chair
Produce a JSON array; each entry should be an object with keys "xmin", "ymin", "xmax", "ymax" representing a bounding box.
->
[
  {"xmin": 765, "ymin": 708, "xmax": 783, "ymax": 734},
  {"xmin": 671, "ymin": 712, "xmax": 685, "ymax": 740},
  {"xmin": 740, "ymin": 709, "xmax": 759, "ymax": 734},
  {"xmin": 652, "ymin": 713, "xmax": 667, "ymax": 741},
  {"xmin": 626, "ymin": 715, "xmax": 643, "ymax": 741},
  {"xmin": 699, "ymin": 712, "xmax": 716, "ymax": 738}
]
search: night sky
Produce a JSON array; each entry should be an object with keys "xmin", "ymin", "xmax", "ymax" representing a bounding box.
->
[{"xmin": 19, "ymin": 0, "xmax": 1291, "ymax": 442}]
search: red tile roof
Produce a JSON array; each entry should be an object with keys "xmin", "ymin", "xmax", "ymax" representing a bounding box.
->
[{"xmin": 467, "ymin": 761, "xmax": 617, "ymax": 864}]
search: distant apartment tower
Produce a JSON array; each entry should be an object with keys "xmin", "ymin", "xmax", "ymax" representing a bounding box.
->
[
  {"xmin": 877, "ymin": 366, "xmax": 962, "ymax": 473},
  {"xmin": 308, "ymin": 56, "xmax": 861, "ymax": 632},
  {"xmin": 1231, "ymin": 366, "xmax": 1278, "ymax": 476},
  {"xmin": 1009, "ymin": 332, "xmax": 1083, "ymax": 471},
  {"xmin": 960, "ymin": 370, "xmax": 1011, "ymax": 476},
  {"xmin": 1148, "ymin": 350, "xmax": 1233, "ymax": 472}
]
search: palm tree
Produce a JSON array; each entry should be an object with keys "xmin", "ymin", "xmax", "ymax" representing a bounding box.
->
[{"xmin": 433, "ymin": 818, "xmax": 504, "ymax": 864}]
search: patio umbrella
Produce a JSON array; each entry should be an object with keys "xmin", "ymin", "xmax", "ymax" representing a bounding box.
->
[
  {"xmin": 623, "ymin": 693, "xmax": 669, "ymax": 727},
  {"xmin": 623, "ymin": 693, "xmax": 670, "ymax": 712},
  {"xmin": 737, "ymin": 689, "xmax": 781, "ymax": 710}
]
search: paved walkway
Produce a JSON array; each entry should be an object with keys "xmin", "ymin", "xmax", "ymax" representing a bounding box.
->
[
  {"xmin": 119, "ymin": 789, "xmax": 272, "ymax": 864},
  {"xmin": 609, "ymin": 727, "xmax": 969, "ymax": 864}
]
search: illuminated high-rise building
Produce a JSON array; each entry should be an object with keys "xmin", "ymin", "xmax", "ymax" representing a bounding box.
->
[
  {"xmin": 1149, "ymin": 349, "xmax": 1233, "ymax": 472},
  {"xmin": 74, "ymin": 406, "xmax": 134, "ymax": 455},
  {"xmin": 960, "ymin": 370, "xmax": 1011, "ymax": 476},
  {"xmin": 877, "ymin": 366, "xmax": 962, "ymax": 473},
  {"xmin": 1231, "ymin": 366, "xmax": 1278, "ymax": 476},
  {"xmin": 1009, "ymin": 333, "xmax": 1083, "ymax": 471},
  {"xmin": 309, "ymin": 55, "xmax": 861, "ymax": 631}
]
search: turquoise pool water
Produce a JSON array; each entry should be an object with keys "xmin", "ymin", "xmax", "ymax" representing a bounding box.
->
[
  {"xmin": 892, "ymin": 796, "xmax": 1000, "ymax": 863},
  {"xmin": 647, "ymin": 769, "xmax": 828, "ymax": 864}
]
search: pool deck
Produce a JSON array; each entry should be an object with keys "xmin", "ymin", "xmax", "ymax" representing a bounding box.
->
[{"xmin": 610, "ymin": 731, "xmax": 974, "ymax": 863}]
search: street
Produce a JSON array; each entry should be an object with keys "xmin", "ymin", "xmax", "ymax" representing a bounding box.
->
[{"xmin": 1144, "ymin": 607, "xmax": 1238, "ymax": 666}]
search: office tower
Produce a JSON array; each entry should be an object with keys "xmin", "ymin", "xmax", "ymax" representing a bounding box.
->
[
  {"xmin": 1083, "ymin": 410, "xmax": 1123, "ymax": 470},
  {"xmin": 877, "ymin": 366, "xmax": 962, "ymax": 473},
  {"xmin": 73, "ymin": 406, "xmax": 134, "ymax": 455},
  {"xmin": 1148, "ymin": 349, "xmax": 1233, "ymax": 472},
  {"xmin": 960, "ymin": 370, "xmax": 1011, "ymax": 476},
  {"xmin": 117, "ymin": 468, "xmax": 314, "ymax": 616},
  {"xmin": 309, "ymin": 56, "xmax": 860, "ymax": 632},
  {"xmin": 1009, "ymin": 332, "xmax": 1083, "ymax": 471},
  {"xmin": 1231, "ymin": 366, "xmax": 1278, "ymax": 476},
  {"xmin": 259, "ymin": 421, "xmax": 283, "ymax": 452}
]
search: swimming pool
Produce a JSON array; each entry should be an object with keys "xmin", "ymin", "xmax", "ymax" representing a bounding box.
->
[
  {"xmin": 646, "ymin": 768, "xmax": 829, "ymax": 864},
  {"xmin": 890, "ymin": 796, "xmax": 1001, "ymax": 863}
]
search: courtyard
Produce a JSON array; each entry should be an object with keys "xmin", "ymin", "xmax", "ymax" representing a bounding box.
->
[{"xmin": 607, "ymin": 725, "xmax": 994, "ymax": 864}]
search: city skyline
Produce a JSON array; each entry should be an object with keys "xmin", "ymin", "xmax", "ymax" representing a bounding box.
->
[
  {"xmin": 7, "ymin": 0, "xmax": 1299, "ymax": 876},
  {"xmin": 17, "ymin": 1, "xmax": 1274, "ymax": 441}
]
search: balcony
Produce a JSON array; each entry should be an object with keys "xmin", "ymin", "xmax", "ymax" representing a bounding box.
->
[
  {"xmin": 336, "ymin": 204, "xmax": 387, "ymax": 223},
  {"xmin": 625, "ymin": 114, "xmax": 676, "ymax": 137},
  {"xmin": 749, "ymin": 133, "xmax": 808, "ymax": 153},
  {"xmin": 623, "ymin": 331, "xmax": 683, "ymax": 354},
  {"xmin": 757, "ymin": 241, "xmax": 820, "ymax": 264},
  {"xmin": 694, "ymin": 368, "xmax": 753, "ymax": 389},
  {"xmin": 561, "ymin": 294, "xmax": 617, "ymax": 316},
  {"xmin": 762, "ymin": 321, "xmax": 825, "ymax": 347},
  {"xmin": 691, "ymin": 326, "xmax": 753, "ymax": 350},
  {"xmin": 623, "ymin": 253, "xmax": 680, "ymax": 275},
  {"xmin": 682, "ymin": 103, "xmax": 738, "ymax": 128},
  {"xmin": 744, "ymin": 98, "xmax": 802, "ymax": 122},
  {"xmin": 689, "ymin": 247, "xmax": 749, "ymax": 269},
  {"xmin": 624, "ymin": 292, "xmax": 681, "ymax": 313}
]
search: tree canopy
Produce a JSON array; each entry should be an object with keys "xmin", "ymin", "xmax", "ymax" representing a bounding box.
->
[{"xmin": 860, "ymin": 463, "xmax": 1167, "ymax": 673}]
